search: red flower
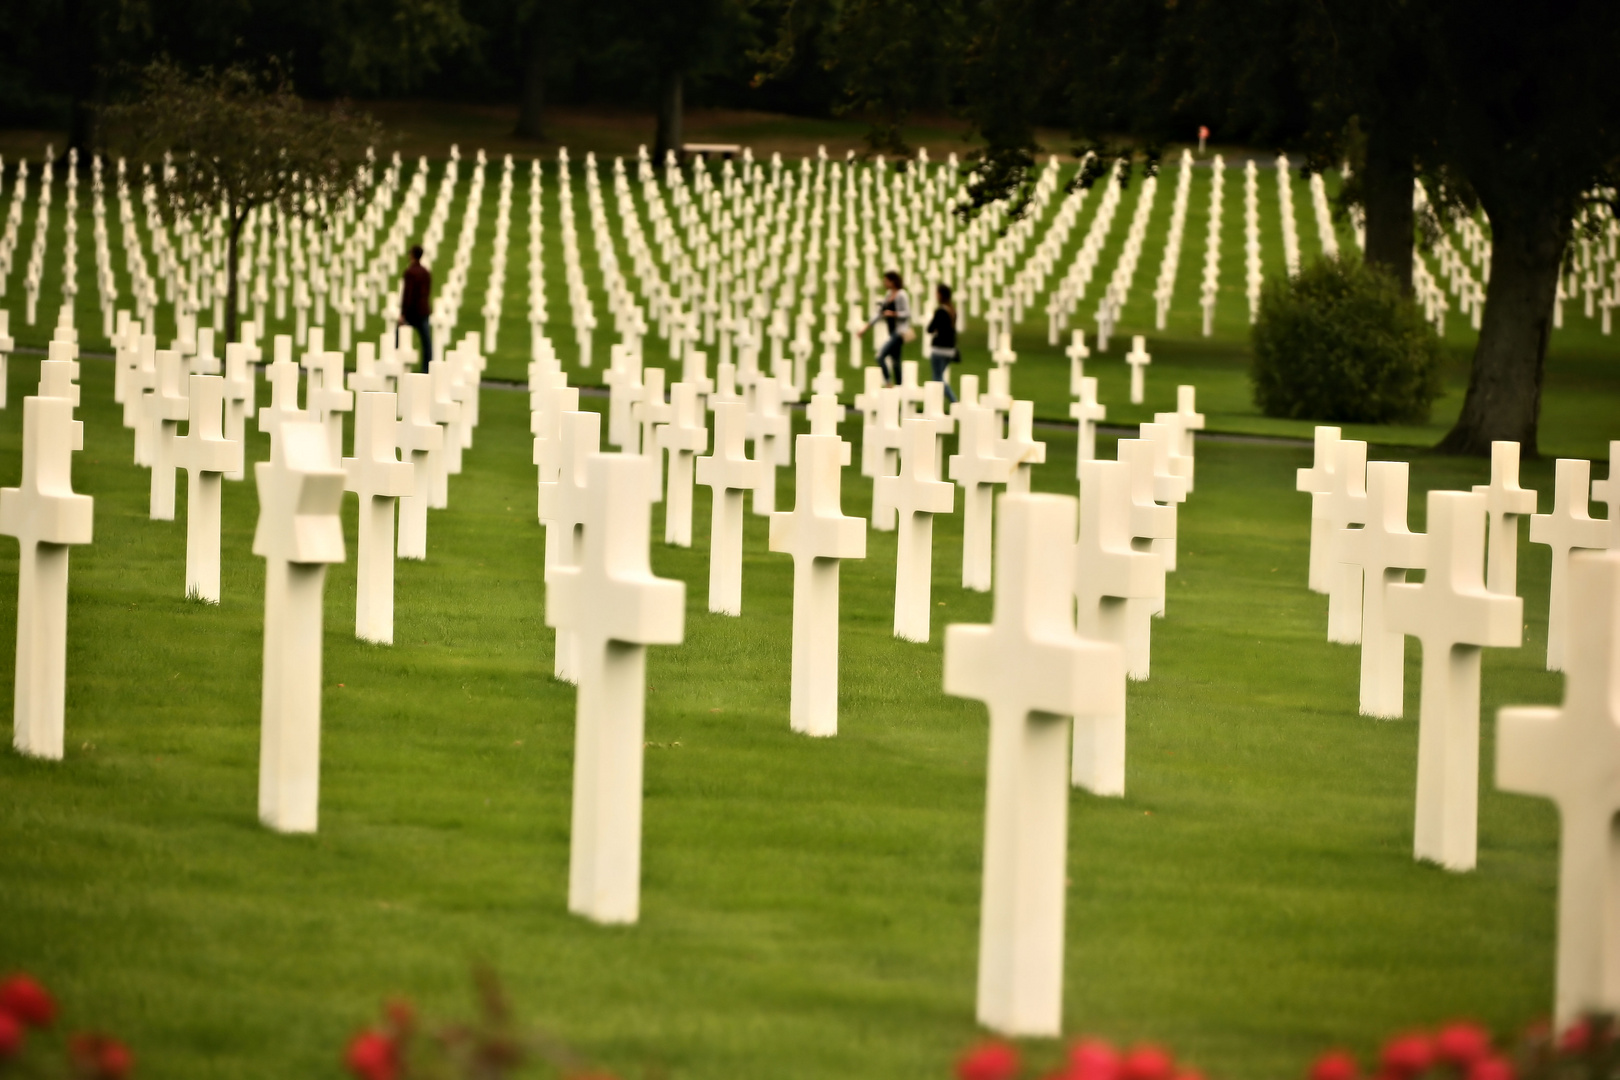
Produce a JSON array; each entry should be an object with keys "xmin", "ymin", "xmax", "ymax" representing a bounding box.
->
[
  {"xmin": 1467, "ymin": 1057, "xmax": 1513, "ymax": 1080},
  {"xmin": 1121, "ymin": 1045, "xmax": 1176, "ymax": 1080},
  {"xmin": 958, "ymin": 1040, "xmax": 1021, "ymax": 1080},
  {"xmin": 69, "ymin": 1033, "xmax": 134, "ymax": 1079},
  {"xmin": 0, "ymin": 975, "xmax": 56, "ymax": 1028},
  {"xmin": 1435, "ymin": 1024, "xmax": 1491, "ymax": 1067},
  {"xmin": 1311, "ymin": 1051, "xmax": 1359, "ymax": 1080},
  {"xmin": 345, "ymin": 1030, "xmax": 398, "ymax": 1080},
  {"xmin": 1069, "ymin": 1039, "xmax": 1121, "ymax": 1080},
  {"xmin": 1558, "ymin": 1020, "xmax": 1591, "ymax": 1054},
  {"xmin": 384, "ymin": 998, "xmax": 416, "ymax": 1036},
  {"xmin": 0, "ymin": 1011, "xmax": 24, "ymax": 1058},
  {"xmin": 1380, "ymin": 1035, "xmax": 1435, "ymax": 1078}
]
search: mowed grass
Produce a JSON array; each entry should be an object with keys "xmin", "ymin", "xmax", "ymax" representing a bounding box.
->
[
  {"xmin": 0, "ymin": 347, "xmax": 1587, "ymax": 1079},
  {"xmin": 3, "ymin": 152, "xmax": 1615, "ymax": 462}
]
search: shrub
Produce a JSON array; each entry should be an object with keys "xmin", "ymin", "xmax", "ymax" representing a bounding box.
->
[{"xmin": 1251, "ymin": 257, "xmax": 1444, "ymax": 424}]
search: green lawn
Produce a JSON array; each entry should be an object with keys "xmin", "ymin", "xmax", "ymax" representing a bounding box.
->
[{"xmin": 0, "ymin": 346, "xmax": 1589, "ymax": 1079}]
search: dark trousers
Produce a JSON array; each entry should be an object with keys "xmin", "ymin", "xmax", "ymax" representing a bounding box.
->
[
  {"xmin": 875, "ymin": 333, "xmax": 904, "ymax": 384},
  {"xmin": 401, "ymin": 314, "xmax": 433, "ymax": 369}
]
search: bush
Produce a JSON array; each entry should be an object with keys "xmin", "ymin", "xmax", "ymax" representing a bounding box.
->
[{"xmin": 1251, "ymin": 257, "xmax": 1444, "ymax": 424}]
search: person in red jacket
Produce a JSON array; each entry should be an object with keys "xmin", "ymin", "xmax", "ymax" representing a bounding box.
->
[{"xmin": 399, "ymin": 245, "xmax": 433, "ymax": 368}]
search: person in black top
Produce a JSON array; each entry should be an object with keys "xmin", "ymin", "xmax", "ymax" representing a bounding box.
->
[{"xmin": 926, "ymin": 283, "xmax": 959, "ymax": 403}]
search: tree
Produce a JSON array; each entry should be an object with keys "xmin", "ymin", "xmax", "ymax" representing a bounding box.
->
[
  {"xmin": 1423, "ymin": 0, "xmax": 1620, "ymax": 455},
  {"xmin": 106, "ymin": 61, "xmax": 383, "ymax": 344}
]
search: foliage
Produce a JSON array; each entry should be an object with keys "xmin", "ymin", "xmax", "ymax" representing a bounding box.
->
[
  {"xmin": 952, "ymin": 1016, "xmax": 1618, "ymax": 1080},
  {"xmin": 344, "ymin": 969, "xmax": 608, "ymax": 1080},
  {"xmin": 102, "ymin": 59, "xmax": 383, "ymax": 341},
  {"xmin": 0, "ymin": 972, "xmax": 133, "ymax": 1078},
  {"xmin": 1251, "ymin": 257, "xmax": 1443, "ymax": 424}
]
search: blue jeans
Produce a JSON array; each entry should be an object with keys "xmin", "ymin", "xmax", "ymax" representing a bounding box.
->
[
  {"xmin": 930, "ymin": 350, "xmax": 958, "ymax": 403},
  {"xmin": 875, "ymin": 333, "xmax": 904, "ymax": 384},
  {"xmin": 402, "ymin": 314, "xmax": 433, "ymax": 369}
]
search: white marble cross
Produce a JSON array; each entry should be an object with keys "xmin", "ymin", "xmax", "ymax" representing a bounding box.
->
[
  {"xmin": 546, "ymin": 452, "xmax": 684, "ymax": 925},
  {"xmin": 943, "ymin": 492, "xmax": 1124, "ymax": 1037},
  {"xmin": 0, "ymin": 311, "xmax": 12, "ymax": 410},
  {"xmin": 126, "ymin": 333, "xmax": 158, "ymax": 467},
  {"xmin": 254, "ymin": 420, "xmax": 346, "ymax": 833},
  {"xmin": 541, "ymin": 410, "xmax": 602, "ymax": 681},
  {"xmin": 174, "ymin": 375, "xmax": 244, "ymax": 603},
  {"xmin": 1530, "ymin": 459, "xmax": 1609, "ymax": 671},
  {"xmin": 606, "ymin": 346, "xmax": 646, "ymax": 452},
  {"xmin": 1470, "ymin": 441, "xmax": 1538, "ymax": 596},
  {"xmin": 343, "ymin": 392, "xmax": 415, "ymax": 644},
  {"xmin": 1297, "ymin": 427, "xmax": 1344, "ymax": 594},
  {"xmin": 1065, "ymin": 331, "xmax": 1090, "ymax": 394},
  {"xmin": 997, "ymin": 401, "xmax": 1047, "ymax": 494},
  {"xmin": 427, "ymin": 361, "xmax": 462, "ymax": 506},
  {"xmin": 656, "ymin": 381, "xmax": 708, "ymax": 546},
  {"xmin": 222, "ymin": 343, "xmax": 257, "ymax": 481},
  {"xmin": 1125, "ymin": 335, "xmax": 1151, "ymax": 405},
  {"xmin": 1387, "ymin": 490, "xmax": 1521, "ymax": 871},
  {"xmin": 395, "ymin": 373, "xmax": 445, "ymax": 562},
  {"xmin": 307, "ymin": 351, "xmax": 354, "ymax": 467},
  {"xmin": 1, "ymin": 395, "xmax": 92, "ymax": 760},
  {"xmin": 1116, "ymin": 438, "xmax": 1178, "ymax": 676},
  {"xmin": 949, "ymin": 401, "xmax": 1016, "ymax": 592},
  {"xmin": 1152, "ymin": 386, "xmax": 1204, "ymax": 490},
  {"xmin": 1323, "ymin": 439, "xmax": 1370, "ymax": 643},
  {"xmin": 633, "ymin": 366, "xmax": 673, "ymax": 501},
  {"xmin": 1334, "ymin": 460, "xmax": 1426, "ymax": 717},
  {"xmin": 1073, "ymin": 458, "xmax": 1163, "ymax": 795},
  {"xmin": 1069, "ymin": 376, "xmax": 1106, "ymax": 470},
  {"xmin": 1496, "ymin": 549, "xmax": 1620, "ymax": 1026},
  {"xmin": 875, "ymin": 418, "xmax": 955, "ymax": 642},
  {"xmin": 747, "ymin": 374, "xmax": 791, "ymax": 516},
  {"xmin": 347, "ymin": 342, "xmax": 392, "ymax": 394},
  {"xmin": 148, "ymin": 350, "xmax": 190, "ymax": 521},
  {"xmin": 696, "ymin": 401, "xmax": 757, "ymax": 616},
  {"xmin": 867, "ymin": 387, "xmax": 905, "ymax": 530},
  {"xmin": 257, "ymin": 357, "xmax": 313, "ymax": 462},
  {"xmin": 769, "ymin": 428, "xmax": 866, "ymax": 736},
  {"xmin": 854, "ymin": 367, "xmax": 884, "ymax": 477}
]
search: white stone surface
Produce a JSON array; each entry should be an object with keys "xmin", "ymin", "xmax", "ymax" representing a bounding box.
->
[
  {"xmin": 541, "ymin": 410, "xmax": 601, "ymax": 681},
  {"xmin": 633, "ymin": 366, "xmax": 672, "ymax": 502},
  {"xmin": 769, "ymin": 431, "xmax": 866, "ymax": 736},
  {"xmin": 343, "ymin": 392, "xmax": 415, "ymax": 644},
  {"xmin": 1530, "ymin": 459, "xmax": 1609, "ymax": 671},
  {"xmin": 174, "ymin": 374, "xmax": 244, "ymax": 602},
  {"xmin": 1069, "ymin": 376, "xmax": 1106, "ymax": 470},
  {"xmin": 1471, "ymin": 441, "xmax": 1538, "ymax": 596},
  {"xmin": 1387, "ymin": 490, "xmax": 1521, "ymax": 871},
  {"xmin": 1, "ymin": 395, "xmax": 92, "ymax": 760},
  {"xmin": 747, "ymin": 374, "xmax": 791, "ymax": 516},
  {"xmin": 696, "ymin": 400, "xmax": 757, "ymax": 616},
  {"xmin": 867, "ymin": 387, "xmax": 904, "ymax": 530},
  {"xmin": 875, "ymin": 418, "xmax": 955, "ymax": 642},
  {"xmin": 1116, "ymin": 438, "xmax": 1177, "ymax": 678},
  {"xmin": 254, "ymin": 421, "xmax": 346, "ymax": 833},
  {"xmin": 148, "ymin": 350, "xmax": 189, "ymax": 520},
  {"xmin": 949, "ymin": 400, "xmax": 1015, "ymax": 592},
  {"xmin": 1125, "ymin": 335, "xmax": 1151, "ymax": 404},
  {"xmin": 1593, "ymin": 442, "xmax": 1620, "ymax": 551},
  {"xmin": 656, "ymin": 381, "xmax": 708, "ymax": 546},
  {"xmin": 1073, "ymin": 458, "xmax": 1162, "ymax": 794},
  {"xmin": 1496, "ymin": 549, "xmax": 1620, "ymax": 1026},
  {"xmin": 545, "ymin": 453, "xmax": 684, "ymax": 925},
  {"xmin": 1323, "ymin": 439, "xmax": 1370, "ymax": 644},
  {"xmin": 998, "ymin": 401, "xmax": 1047, "ymax": 495},
  {"xmin": 1297, "ymin": 427, "xmax": 1344, "ymax": 594},
  {"xmin": 944, "ymin": 492, "xmax": 1124, "ymax": 1037},
  {"xmin": 1334, "ymin": 461, "xmax": 1426, "ymax": 718},
  {"xmin": 221, "ymin": 343, "xmax": 256, "ymax": 481},
  {"xmin": 395, "ymin": 373, "xmax": 445, "ymax": 562}
]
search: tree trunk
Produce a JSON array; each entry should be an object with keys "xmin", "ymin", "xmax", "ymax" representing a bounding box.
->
[
  {"xmin": 226, "ymin": 212, "xmax": 243, "ymax": 345},
  {"xmin": 653, "ymin": 68, "xmax": 684, "ymax": 166},
  {"xmin": 514, "ymin": 16, "xmax": 546, "ymax": 139},
  {"xmin": 1435, "ymin": 198, "xmax": 1566, "ymax": 457},
  {"xmin": 1361, "ymin": 124, "xmax": 1414, "ymax": 295}
]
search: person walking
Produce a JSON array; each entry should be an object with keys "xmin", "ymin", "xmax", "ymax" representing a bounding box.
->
[
  {"xmin": 856, "ymin": 270, "xmax": 911, "ymax": 386},
  {"xmin": 399, "ymin": 245, "xmax": 433, "ymax": 369},
  {"xmin": 926, "ymin": 283, "xmax": 959, "ymax": 404}
]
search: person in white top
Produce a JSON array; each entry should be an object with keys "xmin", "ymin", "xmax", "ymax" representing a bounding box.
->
[{"xmin": 857, "ymin": 270, "xmax": 911, "ymax": 387}]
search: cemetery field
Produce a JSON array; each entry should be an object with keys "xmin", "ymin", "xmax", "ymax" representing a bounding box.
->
[
  {"xmin": 3, "ymin": 149, "xmax": 1616, "ymax": 462},
  {"xmin": 0, "ymin": 349, "xmax": 1581, "ymax": 1080}
]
